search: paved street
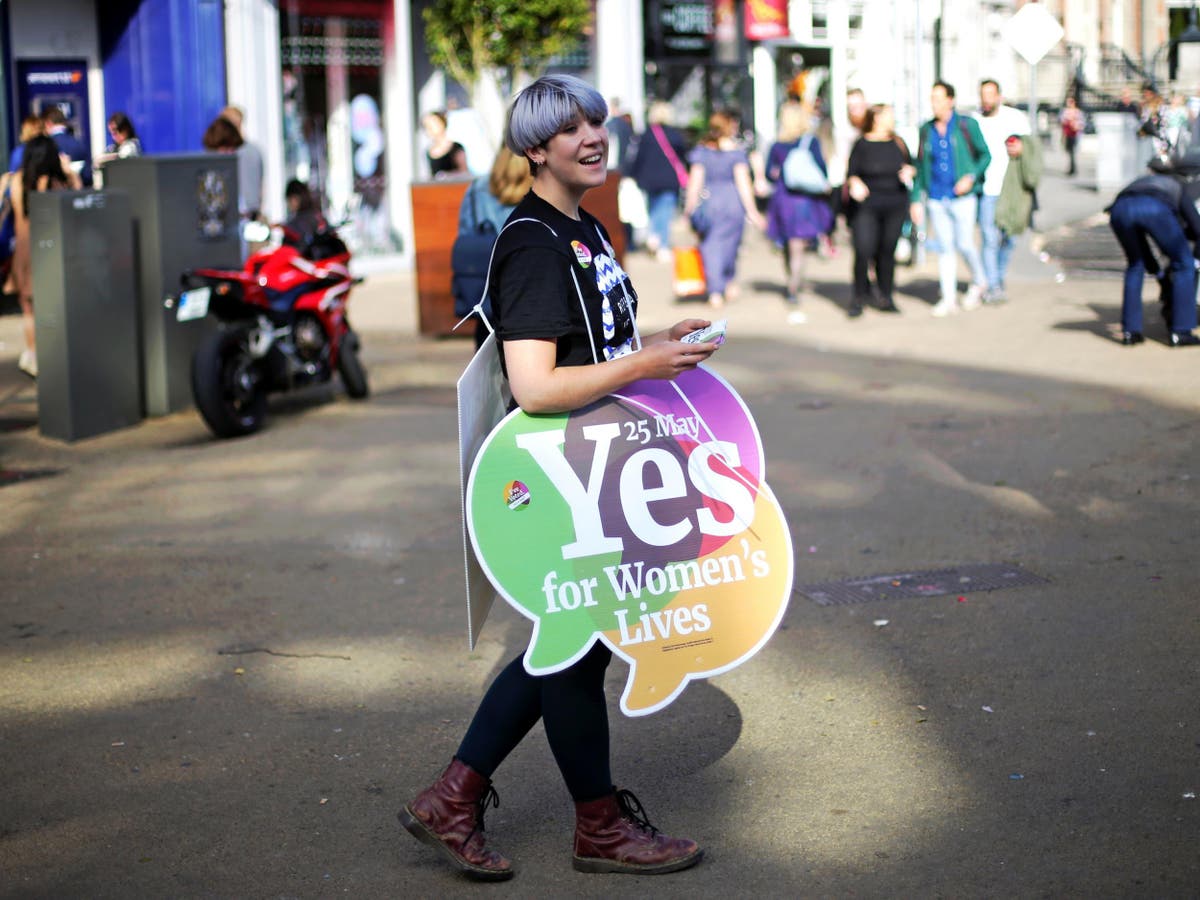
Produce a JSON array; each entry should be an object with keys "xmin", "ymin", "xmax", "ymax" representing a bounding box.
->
[{"xmin": 2, "ymin": 145, "xmax": 1198, "ymax": 897}]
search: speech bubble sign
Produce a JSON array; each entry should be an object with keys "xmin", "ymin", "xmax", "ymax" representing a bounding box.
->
[{"xmin": 467, "ymin": 365, "xmax": 792, "ymax": 715}]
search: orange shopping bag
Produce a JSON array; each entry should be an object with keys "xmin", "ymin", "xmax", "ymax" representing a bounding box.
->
[{"xmin": 672, "ymin": 246, "xmax": 707, "ymax": 298}]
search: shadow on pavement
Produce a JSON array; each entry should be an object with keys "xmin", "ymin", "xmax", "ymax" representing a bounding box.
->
[{"xmin": 1, "ymin": 330, "xmax": 1198, "ymax": 896}]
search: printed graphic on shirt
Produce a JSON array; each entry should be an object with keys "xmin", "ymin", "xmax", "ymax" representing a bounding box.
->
[
  {"xmin": 593, "ymin": 250, "xmax": 636, "ymax": 361},
  {"xmin": 572, "ymin": 240, "xmax": 593, "ymax": 268}
]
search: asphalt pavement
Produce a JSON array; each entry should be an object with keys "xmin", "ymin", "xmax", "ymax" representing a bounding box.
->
[{"xmin": 2, "ymin": 143, "xmax": 1198, "ymax": 898}]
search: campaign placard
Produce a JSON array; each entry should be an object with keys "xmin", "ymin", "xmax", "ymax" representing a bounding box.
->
[{"xmin": 466, "ymin": 365, "xmax": 793, "ymax": 716}]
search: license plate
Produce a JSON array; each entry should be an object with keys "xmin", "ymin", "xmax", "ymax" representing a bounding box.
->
[{"xmin": 176, "ymin": 287, "xmax": 211, "ymax": 322}]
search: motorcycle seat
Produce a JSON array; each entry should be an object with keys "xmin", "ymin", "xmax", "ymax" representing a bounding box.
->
[{"xmin": 262, "ymin": 283, "xmax": 310, "ymax": 312}]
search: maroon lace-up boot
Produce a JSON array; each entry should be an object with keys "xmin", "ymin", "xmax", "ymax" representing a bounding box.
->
[
  {"xmin": 573, "ymin": 788, "xmax": 703, "ymax": 874},
  {"xmin": 398, "ymin": 759, "xmax": 513, "ymax": 881}
]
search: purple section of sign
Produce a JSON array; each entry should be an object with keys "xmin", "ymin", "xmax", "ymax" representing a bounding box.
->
[
  {"xmin": 553, "ymin": 364, "xmax": 766, "ymax": 567},
  {"xmin": 611, "ymin": 365, "xmax": 764, "ymax": 483}
]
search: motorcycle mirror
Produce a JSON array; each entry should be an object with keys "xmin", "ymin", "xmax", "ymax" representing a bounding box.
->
[{"xmin": 242, "ymin": 220, "xmax": 271, "ymax": 243}]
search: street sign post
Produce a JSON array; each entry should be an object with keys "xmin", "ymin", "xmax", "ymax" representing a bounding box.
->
[{"xmin": 1003, "ymin": 2, "xmax": 1066, "ymax": 135}]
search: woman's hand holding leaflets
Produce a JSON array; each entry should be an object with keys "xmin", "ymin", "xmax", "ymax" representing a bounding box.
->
[
  {"xmin": 505, "ymin": 319, "xmax": 720, "ymax": 415},
  {"xmin": 646, "ymin": 318, "xmax": 722, "ymax": 374}
]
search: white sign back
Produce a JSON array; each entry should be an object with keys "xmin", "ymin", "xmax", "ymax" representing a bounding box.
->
[{"xmin": 1003, "ymin": 3, "xmax": 1065, "ymax": 66}]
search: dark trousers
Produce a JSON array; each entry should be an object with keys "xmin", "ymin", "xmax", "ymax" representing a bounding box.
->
[
  {"xmin": 851, "ymin": 202, "xmax": 908, "ymax": 301},
  {"xmin": 1109, "ymin": 193, "xmax": 1198, "ymax": 334},
  {"xmin": 456, "ymin": 642, "xmax": 613, "ymax": 802}
]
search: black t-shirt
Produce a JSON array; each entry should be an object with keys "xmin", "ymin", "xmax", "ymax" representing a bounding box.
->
[
  {"xmin": 847, "ymin": 137, "xmax": 912, "ymax": 209},
  {"xmin": 429, "ymin": 142, "xmax": 465, "ymax": 176},
  {"xmin": 491, "ymin": 191, "xmax": 639, "ymax": 379}
]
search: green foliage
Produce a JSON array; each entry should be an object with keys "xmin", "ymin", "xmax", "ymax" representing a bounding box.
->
[{"xmin": 422, "ymin": 0, "xmax": 592, "ymax": 90}]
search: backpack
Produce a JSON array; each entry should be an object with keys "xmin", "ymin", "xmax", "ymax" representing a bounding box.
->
[
  {"xmin": 451, "ymin": 183, "xmax": 498, "ymax": 318},
  {"xmin": 782, "ymin": 135, "xmax": 830, "ymax": 193}
]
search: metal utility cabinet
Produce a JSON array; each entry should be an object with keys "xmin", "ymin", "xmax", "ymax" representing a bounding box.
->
[
  {"xmin": 104, "ymin": 153, "xmax": 240, "ymax": 416},
  {"xmin": 30, "ymin": 190, "xmax": 141, "ymax": 442}
]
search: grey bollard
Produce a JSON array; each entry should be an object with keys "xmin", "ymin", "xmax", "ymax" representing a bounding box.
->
[
  {"xmin": 30, "ymin": 190, "xmax": 142, "ymax": 442},
  {"xmin": 1094, "ymin": 111, "xmax": 1141, "ymax": 190},
  {"xmin": 103, "ymin": 154, "xmax": 241, "ymax": 417}
]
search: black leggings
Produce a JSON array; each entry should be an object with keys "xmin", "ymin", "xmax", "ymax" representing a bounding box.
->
[
  {"xmin": 851, "ymin": 202, "xmax": 908, "ymax": 301},
  {"xmin": 456, "ymin": 642, "xmax": 613, "ymax": 802}
]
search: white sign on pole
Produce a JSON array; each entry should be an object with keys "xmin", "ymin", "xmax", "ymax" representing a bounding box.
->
[{"xmin": 1003, "ymin": 3, "xmax": 1065, "ymax": 66}]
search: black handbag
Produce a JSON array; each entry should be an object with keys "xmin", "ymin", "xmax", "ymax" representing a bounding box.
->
[{"xmin": 451, "ymin": 185, "xmax": 498, "ymax": 318}]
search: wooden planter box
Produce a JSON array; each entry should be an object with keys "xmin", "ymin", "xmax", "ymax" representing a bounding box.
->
[{"xmin": 411, "ymin": 171, "xmax": 626, "ymax": 337}]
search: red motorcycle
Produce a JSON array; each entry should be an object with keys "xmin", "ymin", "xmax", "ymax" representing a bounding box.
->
[{"xmin": 178, "ymin": 221, "xmax": 368, "ymax": 438}]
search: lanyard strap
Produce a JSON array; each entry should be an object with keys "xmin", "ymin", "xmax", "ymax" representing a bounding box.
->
[{"xmin": 652, "ymin": 124, "xmax": 688, "ymax": 189}]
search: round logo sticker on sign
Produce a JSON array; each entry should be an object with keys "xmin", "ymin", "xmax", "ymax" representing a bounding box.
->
[{"xmin": 467, "ymin": 365, "xmax": 793, "ymax": 716}]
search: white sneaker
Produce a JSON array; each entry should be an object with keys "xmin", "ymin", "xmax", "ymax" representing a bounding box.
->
[
  {"xmin": 931, "ymin": 297, "xmax": 957, "ymax": 317},
  {"xmin": 786, "ymin": 309, "xmax": 809, "ymax": 325},
  {"xmin": 17, "ymin": 349, "xmax": 37, "ymax": 379},
  {"xmin": 961, "ymin": 284, "xmax": 984, "ymax": 310},
  {"xmin": 655, "ymin": 248, "xmax": 674, "ymax": 264}
]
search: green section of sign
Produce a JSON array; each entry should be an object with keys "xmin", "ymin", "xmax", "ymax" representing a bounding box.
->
[{"xmin": 469, "ymin": 411, "xmax": 678, "ymax": 670}]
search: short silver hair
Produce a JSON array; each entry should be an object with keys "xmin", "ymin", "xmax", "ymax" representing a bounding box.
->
[{"xmin": 504, "ymin": 75, "xmax": 608, "ymax": 159}]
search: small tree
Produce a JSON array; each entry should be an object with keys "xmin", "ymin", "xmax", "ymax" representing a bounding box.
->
[{"xmin": 423, "ymin": 0, "xmax": 593, "ymax": 151}]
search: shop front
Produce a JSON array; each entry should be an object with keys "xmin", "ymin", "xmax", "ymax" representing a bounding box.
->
[{"xmin": 279, "ymin": 0, "xmax": 404, "ymax": 258}]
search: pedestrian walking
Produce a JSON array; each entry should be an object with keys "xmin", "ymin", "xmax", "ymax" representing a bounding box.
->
[
  {"xmin": 422, "ymin": 111, "xmax": 469, "ymax": 179},
  {"xmin": 283, "ymin": 178, "xmax": 324, "ymax": 244},
  {"xmin": 9, "ymin": 135, "xmax": 82, "ymax": 378},
  {"xmin": 683, "ymin": 111, "xmax": 766, "ymax": 308},
  {"xmin": 1106, "ymin": 170, "xmax": 1200, "ymax": 346},
  {"xmin": 42, "ymin": 105, "xmax": 91, "ymax": 186},
  {"xmin": 7, "ymin": 114, "xmax": 44, "ymax": 173},
  {"xmin": 844, "ymin": 103, "xmax": 914, "ymax": 316},
  {"xmin": 991, "ymin": 133, "xmax": 1041, "ymax": 273},
  {"xmin": 95, "ymin": 112, "xmax": 142, "ymax": 180},
  {"xmin": 764, "ymin": 102, "xmax": 834, "ymax": 314},
  {"xmin": 102, "ymin": 112, "xmax": 142, "ymax": 159},
  {"xmin": 627, "ymin": 100, "xmax": 689, "ymax": 263},
  {"xmin": 1059, "ymin": 96, "xmax": 1085, "ymax": 176},
  {"xmin": 221, "ymin": 105, "xmax": 265, "ymax": 221},
  {"xmin": 203, "ymin": 112, "xmax": 263, "ymax": 222},
  {"xmin": 974, "ymin": 79, "xmax": 1035, "ymax": 303},
  {"xmin": 399, "ymin": 74, "xmax": 719, "ymax": 881},
  {"xmin": 909, "ymin": 80, "xmax": 991, "ymax": 316}
]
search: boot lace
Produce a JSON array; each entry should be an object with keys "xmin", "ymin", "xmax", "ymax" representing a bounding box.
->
[
  {"xmin": 467, "ymin": 784, "xmax": 500, "ymax": 843},
  {"xmin": 615, "ymin": 788, "xmax": 659, "ymax": 836}
]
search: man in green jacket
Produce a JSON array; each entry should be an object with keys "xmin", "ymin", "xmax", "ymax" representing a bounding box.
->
[{"xmin": 910, "ymin": 81, "xmax": 991, "ymax": 316}]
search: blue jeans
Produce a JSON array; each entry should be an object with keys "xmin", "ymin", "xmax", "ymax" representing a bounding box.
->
[
  {"xmin": 1108, "ymin": 193, "xmax": 1198, "ymax": 334},
  {"xmin": 978, "ymin": 193, "xmax": 1013, "ymax": 292},
  {"xmin": 927, "ymin": 194, "xmax": 986, "ymax": 300},
  {"xmin": 645, "ymin": 190, "xmax": 678, "ymax": 250}
]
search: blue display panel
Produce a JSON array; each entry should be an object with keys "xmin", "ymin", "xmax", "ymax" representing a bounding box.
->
[{"xmin": 99, "ymin": 0, "xmax": 227, "ymax": 153}]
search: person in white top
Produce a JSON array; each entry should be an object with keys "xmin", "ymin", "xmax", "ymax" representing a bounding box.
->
[{"xmin": 974, "ymin": 79, "xmax": 1030, "ymax": 303}]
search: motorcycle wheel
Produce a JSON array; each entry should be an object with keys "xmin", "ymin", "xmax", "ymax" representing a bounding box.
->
[
  {"xmin": 191, "ymin": 327, "xmax": 268, "ymax": 438},
  {"xmin": 337, "ymin": 330, "xmax": 370, "ymax": 399}
]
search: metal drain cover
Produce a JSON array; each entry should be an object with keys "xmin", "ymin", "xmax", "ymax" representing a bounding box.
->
[{"xmin": 798, "ymin": 563, "xmax": 1048, "ymax": 606}]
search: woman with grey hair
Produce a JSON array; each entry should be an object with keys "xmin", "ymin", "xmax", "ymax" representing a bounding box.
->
[{"xmin": 400, "ymin": 74, "xmax": 715, "ymax": 881}]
